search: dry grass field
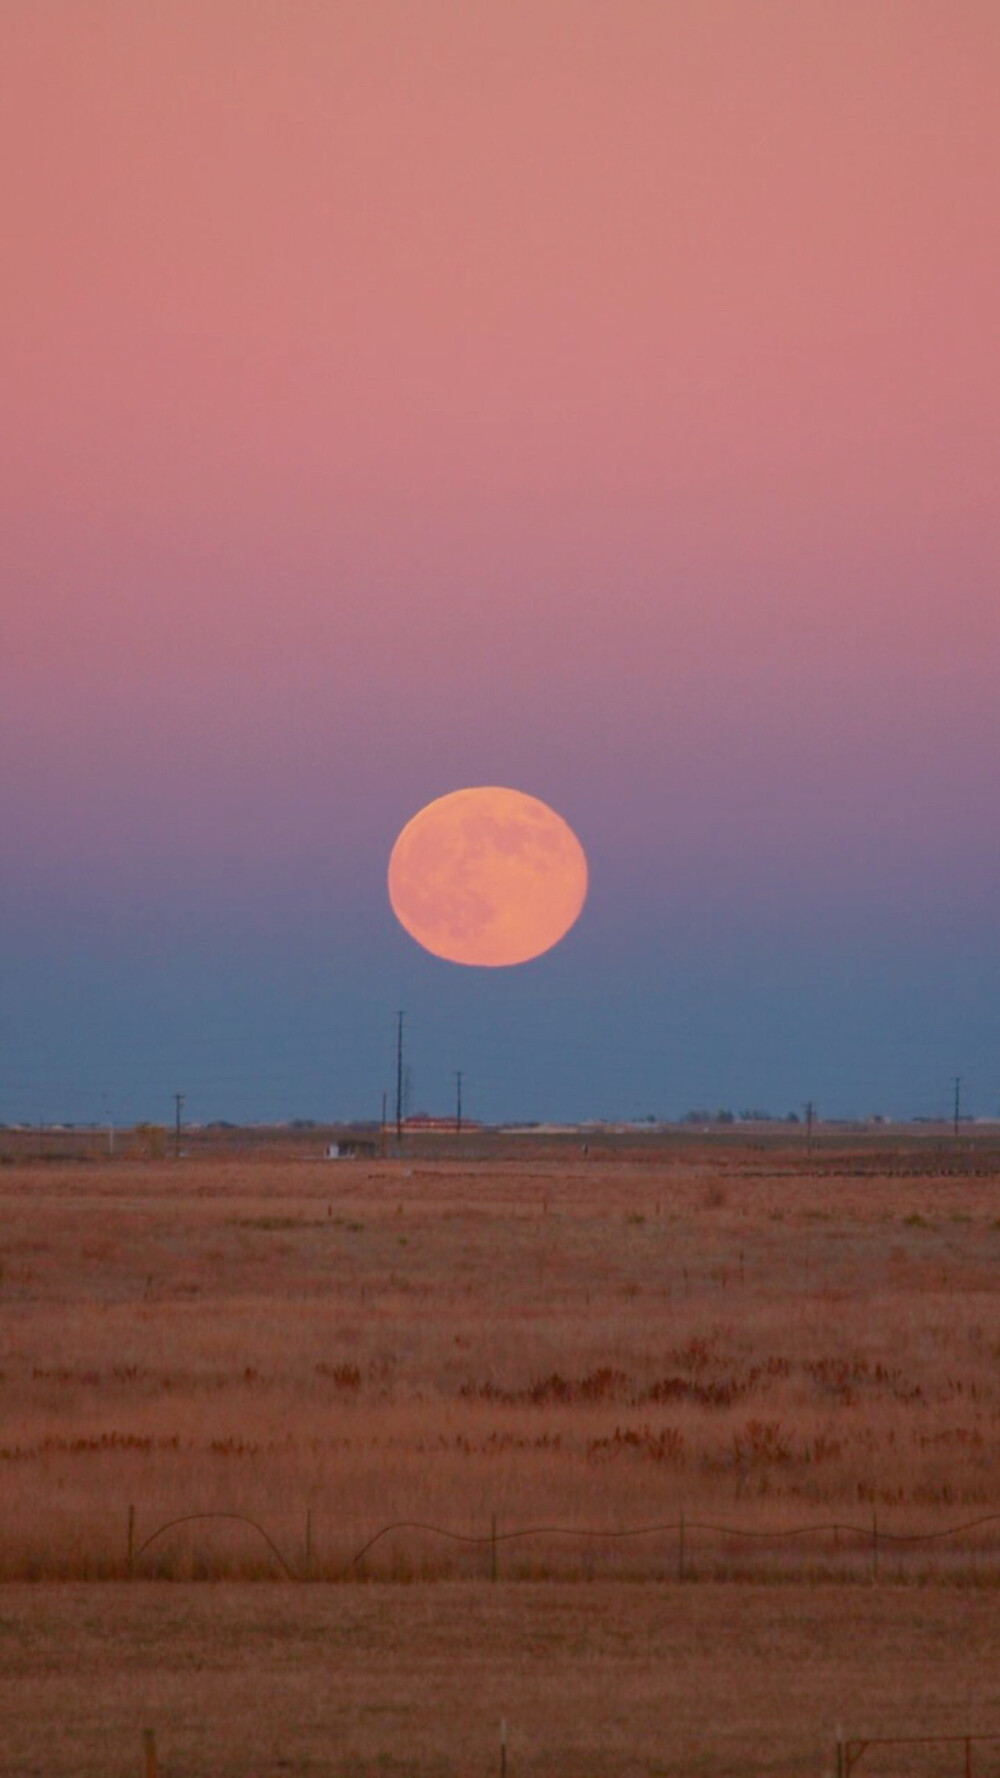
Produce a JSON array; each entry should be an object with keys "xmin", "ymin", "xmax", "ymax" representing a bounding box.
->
[
  {"xmin": 4, "ymin": 1131, "xmax": 1000, "ymax": 1581},
  {"xmin": 3, "ymin": 1129, "xmax": 1000, "ymax": 1772},
  {"xmin": 3, "ymin": 1581, "xmax": 1000, "ymax": 1777}
]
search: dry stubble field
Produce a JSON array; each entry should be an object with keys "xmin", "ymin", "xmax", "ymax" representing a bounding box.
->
[{"xmin": 3, "ymin": 1130, "xmax": 1000, "ymax": 1774}]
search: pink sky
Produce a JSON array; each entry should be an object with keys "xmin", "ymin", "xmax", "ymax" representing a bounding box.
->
[{"xmin": 1, "ymin": 2, "xmax": 998, "ymax": 1119}]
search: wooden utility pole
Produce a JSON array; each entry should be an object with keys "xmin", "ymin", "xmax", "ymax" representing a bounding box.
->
[
  {"xmin": 173, "ymin": 1093, "xmax": 184, "ymax": 1159},
  {"xmin": 455, "ymin": 1069, "xmax": 463, "ymax": 1135},
  {"xmin": 954, "ymin": 1076, "xmax": 962, "ymax": 1139},
  {"xmin": 395, "ymin": 1012, "xmax": 405, "ymax": 1143}
]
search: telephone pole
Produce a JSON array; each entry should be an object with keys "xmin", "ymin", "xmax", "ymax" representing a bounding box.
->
[
  {"xmin": 174, "ymin": 1093, "xmax": 185, "ymax": 1160},
  {"xmin": 395, "ymin": 1012, "xmax": 405, "ymax": 1143},
  {"xmin": 455, "ymin": 1070, "xmax": 463, "ymax": 1135},
  {"xmin": 953, "ymin": 1076, "xmax": 962, "ymax": 1140},
  {"xmin": 805, "ymin": 1100, "xmax": 815, "ymax": 1158}
]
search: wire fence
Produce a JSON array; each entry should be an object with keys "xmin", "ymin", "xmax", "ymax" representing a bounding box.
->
[
  {"xmin": 837, "ymin": 1735, "xmax": 1000, "ymax": 1778},
  {"xmin": 117, "ymin": 1505, "xmax": 1000, "ymax": 1584},
  {"xmin": 130, "ymin": 1723, "xmax": 1000, "ymax": 1778}
]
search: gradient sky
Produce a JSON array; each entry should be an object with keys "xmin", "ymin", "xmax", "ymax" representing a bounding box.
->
[{"xmin": 2, "ymin": 1, "xmax": 998, "ymax": 1126}]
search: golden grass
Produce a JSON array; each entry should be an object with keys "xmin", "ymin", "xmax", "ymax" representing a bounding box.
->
[{"xmin": 2, "ymin": 1136, "xmax": 1000, "ymax": 1582}]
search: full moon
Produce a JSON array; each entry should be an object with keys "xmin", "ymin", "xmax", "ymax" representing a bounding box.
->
[{"xmin": 388, "ymin": 787, "xmax": 588, "ymax": 967}]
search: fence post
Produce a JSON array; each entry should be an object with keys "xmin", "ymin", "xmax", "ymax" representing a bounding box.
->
[
  {"xmin": 678, "ymin": 1510, "xmax": 685, "ymax": 1582},
  {"xmin": 127, "ymin": 1504, "xmax": 135, "ymax": 1575},
  {"xmin": 143, "ymin": 1728, "xmax": 157, "ymax": 1778},
  {"xmin": 490, "ymin": 1513, "xmax": 498, "ymax": 1584}
]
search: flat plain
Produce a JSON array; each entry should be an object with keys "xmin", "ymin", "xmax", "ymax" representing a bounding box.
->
[{"xmin": 2, "ymin": 1127, "xmax": 1000, "ymax": 1773}]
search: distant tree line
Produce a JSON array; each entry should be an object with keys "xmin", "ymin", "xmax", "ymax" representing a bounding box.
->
[{"xmin": 681, "ymin": 1109, "xmax": 801, "ymax": 1125}]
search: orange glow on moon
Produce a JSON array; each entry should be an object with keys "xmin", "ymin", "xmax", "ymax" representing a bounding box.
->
[{"xmin": 388, "ymin": 787, "xmax": 588, "ymax": 967}]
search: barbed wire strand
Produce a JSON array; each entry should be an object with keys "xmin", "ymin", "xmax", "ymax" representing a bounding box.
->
[
  {"xmin": 338, "ymin": 1510, "xmax": 1000, "ymax": 1577},
  {"xmin": 131, "ymin": 1511, "xmax": 295, "ymax": 1577},
  {"xmin": 126, "ymin": 1508, "xmax": 1000, "ymax": 1582}
]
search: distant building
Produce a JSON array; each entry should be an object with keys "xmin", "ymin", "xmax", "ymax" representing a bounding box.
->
[{"xmin": 400, "ymin": 1115, "xmax": 482, "ymax": 1132}]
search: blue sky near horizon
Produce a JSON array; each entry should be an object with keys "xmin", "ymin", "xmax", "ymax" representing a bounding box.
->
[{"xmin": 2, "ymin": 893, "xmax": 996, "ymax": 1127}]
